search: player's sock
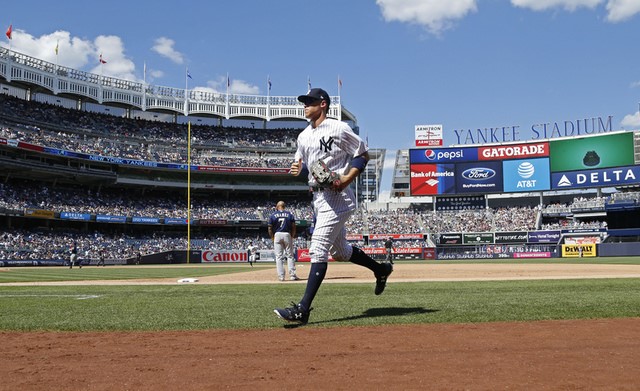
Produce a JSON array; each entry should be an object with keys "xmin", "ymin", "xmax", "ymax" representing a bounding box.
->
[
  {"xmin": 349, "ymin": 246, "xmax": 385, "ymax": 274},
  {"xmin": 299, "ymin": 262, "xmax": 327, "ymax": 311}
]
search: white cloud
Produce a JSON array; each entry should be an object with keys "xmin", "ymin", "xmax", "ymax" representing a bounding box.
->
[
  {"xmin": 151, "ymin": 37, "xmax": 184, "ymax": 64},
  {"xmin": 606, "ymin": 0, "xmax": 640, "ymax": 22},
  {"xmin": 511, "ymin": 0, "xmax": 640, "ymax": 22},
  {"xmin": 91, "ymin": 35, "xmax": 137, "ymax": 81},
  {"xmin": 3, "ymin": 28, "xmax": 92, "ymax": 68},
  {"xmin": 510, "ymin": 0, "xmax": 603, "ymax": 12},
  {"xmin": 376, "ymin": 0, "xmax": 478, "ymax": 35},
  {"xmin": 620, "ymin": 112, "xmax": 640, "ymax": 128},
  {"xmin": 1, "ymin": 29, "xmax": 140, "ymax": 82}
]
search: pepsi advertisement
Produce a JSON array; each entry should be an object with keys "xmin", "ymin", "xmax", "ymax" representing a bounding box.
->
[
  {"xmin": 455, "ymin": 161, "xmax": 503, "ymax": 194},
  {"xmin": 410, "ymin": 147, "xmax": 478, "ymax": 164},
  {"xmin": 502, "ymin": 158, "xmax": 551, "ymax": 193}
]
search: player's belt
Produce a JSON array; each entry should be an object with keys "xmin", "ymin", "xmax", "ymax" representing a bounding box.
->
[{"xmin": 309, "ymin": 186, "xmax": 326, "ymax": 192}]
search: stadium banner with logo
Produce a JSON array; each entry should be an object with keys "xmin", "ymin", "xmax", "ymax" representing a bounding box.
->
[
  {"xmin": 202, "ymin": 250, "xmax": 250, "ymax": 263},
  {"xmin": 60, "ymin": 212, "xmax": 91, "ymax": 221},
  {"xmin": 478, "ymin": 142, "xmax": 549, "ymax": 161},
  {"xmin": 410, "ymin": 163, "xmax": 456, "ymax": 195},
  {"xmin": 527, "ymin": 230, "xmax": 561, "ymax": 243},
  {"xmin": 410, "ymin": 147, "xmax": 478, "ymax": 164},
  {"xmin": 455, "ymin": 161, "xmax": 503, "ymax": 194},
  {"xmin": 435, "ymin": 195, "xmax": 485, "ymax": 211},
  {"xmin": 131, "ymin": 216, "xmax": 161, "ymax": 224},
  {"xmin": 96, "ymin": 214, "xmax": 127, "ymax": 223},
  {"xmin": 415, "ymin": 124, "xmax": 444, "ymax": 147},
  {"xmin": 561, "ymin": 243, "xmax": 597, "ymax": 257},
  {"xmin": 369, "ymin": 234, "xmax": 424, "ymax": 240},
  {"xmin": 437, "ymin": 233, "xmax": 463, "ymax": 245},
  {"xmin": 198, "ymin": 219, "xmax": 227, "ymax": 226},
  {"xmin": 502, "ymin": 158, "xmax": 551, "ymax": 192},
  {"xmin": 164, "ymin": 218, "xmax": 188, "ymax": 225},
  {"xmin": 25, "ymin": 209, "xmax": 55, "ymax": 219},
  {"xmin": 549, "ymin": 132, "xmax": 634, "ymax": 172},
  {"xmin": 494, "ymin": 231, "xmax": 528, "ymax": 243},
  {"xmin": 551, "ymin": 165, "xmax": 640, "ymax": 190},
  {"xmin": 462, "ymin": 233, "xmax": 494, "ymax": 244}
]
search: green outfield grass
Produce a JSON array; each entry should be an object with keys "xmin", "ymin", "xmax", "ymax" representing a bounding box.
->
[{"xmin": 1, "ymin": 260, "xmax": 639, "ymax": 331}]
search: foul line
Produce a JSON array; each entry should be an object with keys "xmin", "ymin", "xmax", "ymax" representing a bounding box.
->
[{"xmin": 0, "ymin": 294, "xmax": 101, "ymax": 300}]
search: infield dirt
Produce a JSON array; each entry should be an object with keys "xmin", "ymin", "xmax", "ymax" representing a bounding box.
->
[{"xmin": 2, "ymin": 262, "xmax": 639, "ymax": 390}]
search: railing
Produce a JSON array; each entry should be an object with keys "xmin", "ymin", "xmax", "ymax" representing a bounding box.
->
[{"xmin": 0, "ymin": 47, "xmax": 352, "ymax": 122}]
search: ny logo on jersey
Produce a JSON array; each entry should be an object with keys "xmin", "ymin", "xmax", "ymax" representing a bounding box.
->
[{"xmin": 319, "ymin": 136, "xmax": 334, "ymax": 153}]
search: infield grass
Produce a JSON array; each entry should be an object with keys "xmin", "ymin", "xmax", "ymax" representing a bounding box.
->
[{"xmin": 1, "ymin": 275, "xmax": 639, "ymax": 331}]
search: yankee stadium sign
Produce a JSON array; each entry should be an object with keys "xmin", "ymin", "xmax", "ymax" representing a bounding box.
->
[{"xmin": 453, "ymin": 116, "xmax": 613, "ymax": 145}]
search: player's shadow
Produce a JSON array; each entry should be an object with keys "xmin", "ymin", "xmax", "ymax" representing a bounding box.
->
[{"xmin": 283, "ymin": 307, "xmax": 437, "ymax": 328}]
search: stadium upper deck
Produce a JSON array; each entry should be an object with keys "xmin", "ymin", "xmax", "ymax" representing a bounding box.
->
[{"xmin": 0, "ymin": 47, "xmax": 356, "ymax": 124}]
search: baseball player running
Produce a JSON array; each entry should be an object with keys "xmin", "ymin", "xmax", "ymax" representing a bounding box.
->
[
  {"xmin": 274, "ymin": 88, "xmax": 393, "ymax": 325},
  {"xmin": 269, "ymin": 201, "xmax": 299, "ymax": 281}
]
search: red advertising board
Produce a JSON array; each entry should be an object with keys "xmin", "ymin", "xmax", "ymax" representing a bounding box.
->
[{"xmin": 478, "ymin": 142, "xmax": 548, "ymax": 160}]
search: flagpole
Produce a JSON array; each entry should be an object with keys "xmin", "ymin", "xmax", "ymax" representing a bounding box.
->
[
  {"xmin": 225, "ymin": 72, "xmax": 230, "ymax": 120},
  {"xmin": 267, "ymin": 75, "xmax": 271, "ymax": 121},
  {"xmin": 187, "ymin": 121, "xmax": 191, "ymax": 264}
]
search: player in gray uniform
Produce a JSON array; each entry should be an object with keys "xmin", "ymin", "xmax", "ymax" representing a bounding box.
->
[
  {"xmin": 268, "ymin": 200, "xmax": 299, "ymax": 281},
  {"xmin": 274, "ymin": 88, "xmax": 393, "ymax": 325}
]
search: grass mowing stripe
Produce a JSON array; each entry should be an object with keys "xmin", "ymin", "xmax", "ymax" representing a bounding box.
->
[
  {"xmin": 0, "ymin": 266, "xmax": 267, "ymax": 283},
  {"xmin": 0, "ymin": 278, "xmax": 638, "ymax": 331}
]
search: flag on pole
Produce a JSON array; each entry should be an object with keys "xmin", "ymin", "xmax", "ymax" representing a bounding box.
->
[
  {"xmin": 307, "ymin": 76, "xmax": 311, "ymax": 92},
  {"xmin": 187, "ymin": 69, "xmax": 192, "ymax": 79},
  {"xmin": 55, "ymin": 40, "xmax": 59, "ymax": 55},
  {"xmin": 5, "ymin": 24, "xmax": 12, "ymax": 40},
  {"xmin": 226, "ymin": 73, "xmax": 230, "ymax": 89},
  {"xmin": 267, "ymin": 75, "xmax": 272, "ymax": 92},
  {"xmin": 338, "ymin": 76, "xmax": 342, "ymax": 89},
  {"xmin": 99, "ymin": 53, "xmax": 107, "ymax": 64}
]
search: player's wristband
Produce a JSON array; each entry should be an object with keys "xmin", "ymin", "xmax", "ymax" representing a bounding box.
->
[
  {"xmin": 350, "ymin": 156, "xmax": 367, "ymax": 172},
  {"xmin": 299, "ymin": 163, "xmax": 309, "ymax": 177}
]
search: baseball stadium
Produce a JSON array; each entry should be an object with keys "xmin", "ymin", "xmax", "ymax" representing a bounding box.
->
[{"xmin": 2, "ymin": 38, "xmax": 640, "ymax": 391}]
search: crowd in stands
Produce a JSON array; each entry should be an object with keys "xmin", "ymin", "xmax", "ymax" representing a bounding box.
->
[{"xmin": 0, "ymin": 94, "xmax": 300, "ymax": 168}]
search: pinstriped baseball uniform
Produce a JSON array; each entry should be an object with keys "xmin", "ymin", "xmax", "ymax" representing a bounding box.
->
[{"xmin": 295, "ymin": 118, "xmax": 367, "ymax": 263}]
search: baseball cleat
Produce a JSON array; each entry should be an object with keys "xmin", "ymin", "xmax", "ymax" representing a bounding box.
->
[
  {"xmin": 289, "ymin": 275, "xmax": 300, "ymax": 281},
  {"xmin": 274, "ymin": 302, "xmax": 311, "ymax": 324},
  {"xmin": 374, "ymin": 263, "xmax": 393, "ymax": 295}
]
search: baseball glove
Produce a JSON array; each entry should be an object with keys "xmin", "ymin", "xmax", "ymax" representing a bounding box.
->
[{"xmin": 311, "ymin": 159, "xmax": 341, "ymax": 189}]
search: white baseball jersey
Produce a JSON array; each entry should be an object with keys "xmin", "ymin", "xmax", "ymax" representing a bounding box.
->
[{"xmin": 295, "ymin": 118, "xmax": 367, "ymax": 263}]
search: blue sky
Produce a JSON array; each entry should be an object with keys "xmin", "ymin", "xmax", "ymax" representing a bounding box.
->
[{"xmin": 2, "ymin": 0, "xmax": 640, "ymax": 197}]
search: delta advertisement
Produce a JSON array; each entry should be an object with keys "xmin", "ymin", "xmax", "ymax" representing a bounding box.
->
[{"xmin": 410, "ymin": 132, "xmax": 640, "ymax": 196}]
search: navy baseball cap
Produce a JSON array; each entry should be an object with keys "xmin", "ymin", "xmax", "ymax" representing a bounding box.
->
[{"xmin": 298, "ymin": 88, "xmax": 330, "ymax": 107}]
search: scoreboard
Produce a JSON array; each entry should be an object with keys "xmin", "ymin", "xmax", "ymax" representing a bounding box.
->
[{"xmin": 409, "ymin": 131, "xmax": 638, "ymax": 196}]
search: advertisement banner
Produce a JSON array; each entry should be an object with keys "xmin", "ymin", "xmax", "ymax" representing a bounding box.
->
[
  {"xmin": 410, "ymin": 164, "xmax": 456, "ymax": 195},
  {"xmin": 438, "ymin": 233, "xmax": 463, "ymax": 245},
  {"xmin": 527, "ymin": 230, "xmax": 561, "ymax": 243},
  {"xmin": 513, "ymin": 252, "xmax": 552, "ymax": 258},
  {"xmin": 415, "ymin": 124, "xmax": 443, "ymax": 147},
  {"xmin": 455, "ymin": 161, "xmax": 503, "ymax": 194},
  {"xmin": 410, "ymin": 147, "xmax": 478, "ymax": 164},
  {"xmin": 199, "ymin": 219, "xmax": 227, "ymax": 226},
  {"xmin": 346, "ymin": 234, "xmax": 364, "ymax": 241},
  {"xmin": 201, "ymin": 250, "xmax": 249, "ymax": 263},
  {"xmin": 24, "ymin": 209, "xmax": 55, "ymax": 219},
  {"xmin": 60, "ymin": 212, "xmax": 91, "ymax": 221},
  {"xmin": 494, "ymin": 231, "xmax": 528, "ymax": 243},
  {"xmin": 549, "ymin": 132, "xmax": 634, "ymax": 172},
  {"xmin": 131, "ymin": 216, "xmax": 161, "ymax": 224},
  {"xmin": 435, "ymin": 195, "xmax": 485, "ymax": 211},
  {"xmin": 164, "ymin": 218, "xmax": 188, "ymax": 225},
  {"xmin": 463, "ymin": 233, "xmax": 495, "ymax": 244},
  {"xmin": 478, "ymin": 142, "xmax": 549, "ymax": 161},
  {"xmin": 551, "ymin": 165, "xmax": 640, "ymax": 190},
  {"xmin": 561, "ymin": 244, "xmax": 597, "ymax": 257},
  {"xmin": 502, "ymin": 158, "xmax": 551, "ymax": 192},
  {"xmin": 96, "ymin": 214, "xmax": 127, "ymax": 223},
  {"xmin": 369, "ymin": 234, "xmax": 424, "ymax": 240}
]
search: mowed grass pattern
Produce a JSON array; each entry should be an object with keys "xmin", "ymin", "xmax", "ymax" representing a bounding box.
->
[{"xmin": 1, "ymin": 277, "xmax": 639, "ymax": 331}]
